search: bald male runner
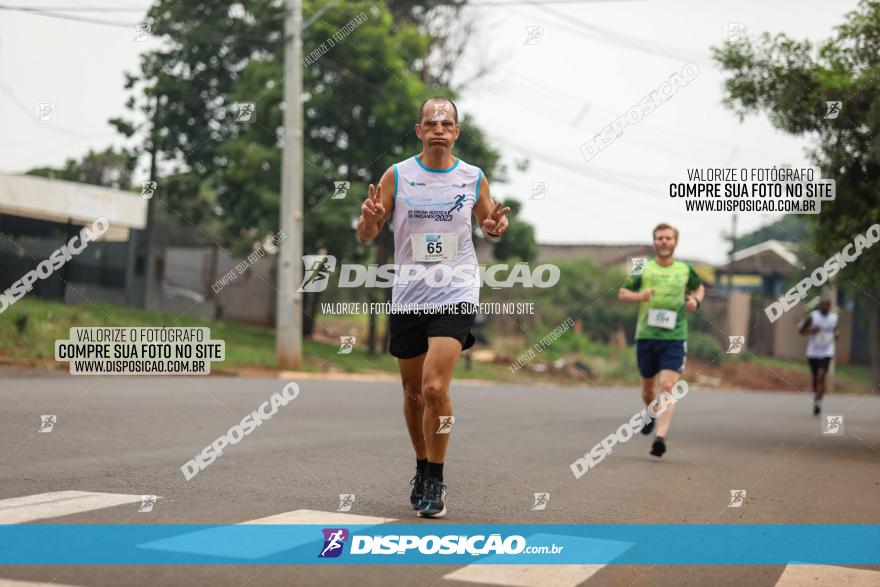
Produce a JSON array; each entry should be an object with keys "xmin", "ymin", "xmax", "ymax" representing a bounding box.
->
[{"xmin": 356, "ymin": 96, "xmax": 510, "ymax": 517}]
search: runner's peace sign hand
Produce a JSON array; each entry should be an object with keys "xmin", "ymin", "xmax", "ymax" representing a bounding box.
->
[
  {"xmin": 482, "ymin": 202, "xmax": 511, "ymax": 237},
  {"xmin": 362, "ymin": 183, "xmax": 385, "ymax": 224}
]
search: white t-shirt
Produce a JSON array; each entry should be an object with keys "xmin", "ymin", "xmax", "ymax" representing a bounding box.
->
[
  {"xmin": 806, "ymin": 310, "xmax": 838, "ymax": 359},
  {"xmin": 390, "ymin": 155, "xmax": 482, "ymax": 309}
]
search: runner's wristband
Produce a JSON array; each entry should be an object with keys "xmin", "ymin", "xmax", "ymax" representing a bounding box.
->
[{"xmin": 485, "ymin": 231, "xmax": 502, "ymax": 243}]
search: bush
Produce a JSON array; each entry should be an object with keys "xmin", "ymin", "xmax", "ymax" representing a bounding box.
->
[
  {"xmin": 528, "ymin": 258, "xmax": 638, "ymax": 343},
  {"xmin": 687, "ymin": 331, "xmax": 725, "ymax": 362}
]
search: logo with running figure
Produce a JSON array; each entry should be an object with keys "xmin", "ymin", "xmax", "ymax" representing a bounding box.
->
[
  {"xmin": 234, "ymin": 102, "xmax": 256, "ymax": 123},
  {"xmin": 629, "ymin": 257, "xmax": 647, "ymax": 276},
  {"xmin": 37, "ymin": 103, "xmax": 56, "ymax": 122},
  {"xmin": 318, "ymin": 528, "xmax": 349, "ymax": 558},
  {"xmin": 437, "ymin": 416, "xmax": 455, "ymax": 434},
  {"xmin": 727, "ymin": 336, "xmax": 745, "ymax": 354},
  {"xmin": 337, "ymin": 494, "xmax": 356, "ymax": 512},
  {"xmin": 728, "ymin": 489, "xmax": 746, "ymax": 508},
  {"xmin": 133, "ymin": 23, "xmax": 151, "ymax": 42},
  {"xmin": 430, "ymin": 103, "xmax": 450, "ymax": 122},
  {"xmin": 823, "ymin": 415, "xmax": 844, "ymax": 435},
  {"xmin": 337, "ymin": 336, "xmax": 356, "ymax": 354},
  {"xmin": 332, "ymin": 181, "xmax": 350, "ymax": 200},
  {"xmin": 38, "ymin": 415, "xmax": 57, "ymax": 433},
  {"xmin": 141, "ymin": 181, "xmax": 157, "ymax": 200},
  {"xmin": 138, "ymin": 495, "xmax": 157, "ymax": 513},
  {"xmin": 726, "ymin": 23, "xmax": 745, "ymax": 43},
  {"xmin": 524, "ymin": 25, "xmax": 543, "ymax": 45},
  {"xmin": 531, "ymin": 492, "xmax": 550, "ymax": 511},
  {"xmin": 298, "ymin": 255, "xmax": 337, "ymax": 292},
  {"xmin": 404, "ymin": 193, "xmax": 468, "ymax": 210},
  {"xmin": 530, "ymin": 182, "xmax": 549, "ymax": 200},
  {"xmin": 824, "ymin": 101, "xmax": 842, "ymax": 120}
]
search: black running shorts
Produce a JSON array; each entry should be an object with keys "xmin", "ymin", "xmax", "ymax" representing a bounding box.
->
[
  {"xmin": 389, "ymin": 303, "xmax": 477, "ymax": 359},
  {"xmin": 808, "ymin": 356, "xmax": 832, "ymax": 376}
]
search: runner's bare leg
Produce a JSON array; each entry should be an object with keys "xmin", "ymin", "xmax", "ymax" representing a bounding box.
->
[
  {"xmin": 655, "ymin": 369, "xmax": 679, "ymax": 438},
  {"xmin": 422, "ymin": 337, "xmax": 462, "ymax": 463},
  {"xmin": 398, "ymin": 353, "xmax": 428, "ymax": 459}
]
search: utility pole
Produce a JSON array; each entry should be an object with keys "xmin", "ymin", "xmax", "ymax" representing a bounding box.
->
[
  {"xmin": 827, "ymin": 284, "xmax": 838, "ymax": 394},
  {"xmin": 726, "ymin": 213, "xmax": 738, "ymax": 293},
  {"xmin": 143, "ymin": 94, "xmax": 161, "ymax": 309},
  {"xmin": 276, "ymin": 0, "xmax": 304, "ymax": 369}
]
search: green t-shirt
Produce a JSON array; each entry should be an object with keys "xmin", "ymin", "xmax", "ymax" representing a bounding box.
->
[{"xmin": 623, "ymin": 259, "xmax": 702, "ymax": 340}]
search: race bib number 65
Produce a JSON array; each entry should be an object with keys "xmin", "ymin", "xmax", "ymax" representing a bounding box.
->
[{"xmin": 411, "ymin": 233, "xmax": 457, "ymax": 262}]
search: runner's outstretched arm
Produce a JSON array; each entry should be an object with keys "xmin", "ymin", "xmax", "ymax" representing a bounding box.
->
[
  {"xmin": 472, "ymin": 174, "xmax": 510, "ymax": 239},
  {"xmin": 356, "ymin": 167, "xmax": 395, "ymax": 243}
]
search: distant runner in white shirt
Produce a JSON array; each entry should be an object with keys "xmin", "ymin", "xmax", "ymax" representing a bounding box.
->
[{"xmin": 798, "ymin": 297, "xmax": 839, "ymax": 416}]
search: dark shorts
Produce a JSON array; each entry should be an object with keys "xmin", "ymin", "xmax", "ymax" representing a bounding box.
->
[
  {"xmin": 808, "ymin": 356, "xmax": 832, "ymax": 376},
  {"xmin": 389, "ymin": 303, "xmax": 476, "ymax": 359},
  {"xmin": 636, "ymin": 339, "xmax": 687, "ymax": 379}
]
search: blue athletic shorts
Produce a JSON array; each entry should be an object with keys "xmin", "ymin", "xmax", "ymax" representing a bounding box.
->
[{"xmin": 636, "ymin": 339, "xmax": 687, "ymax": 378}]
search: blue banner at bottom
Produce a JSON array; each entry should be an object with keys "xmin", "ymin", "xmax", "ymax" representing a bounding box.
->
[{"xmin": 0, "ymin": 524, "xmax": 877, "ymax": 565}]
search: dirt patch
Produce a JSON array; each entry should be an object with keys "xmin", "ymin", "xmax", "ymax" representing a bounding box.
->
[{"xmin": 685, "ymin": 358, "xmax": 868, "ymax": 394}]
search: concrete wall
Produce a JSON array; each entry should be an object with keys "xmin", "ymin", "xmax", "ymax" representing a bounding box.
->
[
  {"xmin": 164, "ymin": 246, "xmax": 275, "ymax": 326},
  {"xmin": 711, "ymin": 291, "xmax": 856, "ymax": 364},
  {"xmin": 726, "ymin": 291, "xmax": 751, "ymax": 340}
]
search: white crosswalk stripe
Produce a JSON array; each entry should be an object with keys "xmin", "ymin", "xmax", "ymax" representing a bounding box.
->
[
  {"xmin": 139, "ymin": 509, "xmax": 395, "ymax": 560},
  {"xmin": 444, "ymin": 565, "xmax": 607, "ymax": 587},
  {"xmin": 0, "ymin": 491, "xmax": 147, "ymax": 524},
  {"xmin": 0, "ymin": 580, "xmax": 82, "ymax": 586},
  {"xmin": 240, "ymin": 509, "xmax": 393, "ymax": 526},
  {"xmin": 774, "ymin": 564, "xmax": 880, "ymax": 586},
  {"xmin": 443, "ymin": 533, "xmax": 633, "ymax": 587}
]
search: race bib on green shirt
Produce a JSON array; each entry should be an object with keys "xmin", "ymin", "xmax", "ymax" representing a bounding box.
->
[{"xmin": 647, "ymin": 308, "xmax": 677, "ymax": 330}]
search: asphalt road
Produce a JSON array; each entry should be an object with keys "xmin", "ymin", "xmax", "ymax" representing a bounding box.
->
[{"xmin": 0, "ymin": 375, "xmax": 878, "ymax": 586}]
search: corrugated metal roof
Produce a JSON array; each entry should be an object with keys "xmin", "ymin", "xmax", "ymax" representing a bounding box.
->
[{"xmin": 0, "ymin": 173, "xmax": 147, "ymax": 229}]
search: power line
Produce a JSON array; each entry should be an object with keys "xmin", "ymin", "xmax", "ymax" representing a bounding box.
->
[
  {"xmin": 0, "ymin": 80, "xmax": 117, "ymax": 140},
  {"xmin": 0, "ymin": 5, "xmax": 148, "ymax": 12},
  {"xmin": 490, "ymin": 133, "xmax": 666, "ymax": 197},
  {"xmin": 0, "ymin": 5, "xmax": 138, "ymax": 27},
  {"xmin": 507, "ymin": 2, "xmax": 707, "ymax": 64}
]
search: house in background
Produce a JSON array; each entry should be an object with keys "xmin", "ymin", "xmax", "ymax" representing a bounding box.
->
[
  {"xmin": 537, "ymin": 242, "xmax": 716, "ymax": 286},
  {"xmin": 0, "ymin": 173, "xmax": 147, "ymax": 307},
  {"xmin": 537, "ymin": 242, "xmax": 654, "ymax": 266},
  {"xmin": 715, "ymin": 240, "xmax": 799, "ymax": 296}
]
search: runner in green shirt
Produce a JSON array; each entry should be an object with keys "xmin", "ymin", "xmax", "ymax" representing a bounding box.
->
[{"xmin": 618, "ymin": 223, "xmax": 704, "ymax": 458}]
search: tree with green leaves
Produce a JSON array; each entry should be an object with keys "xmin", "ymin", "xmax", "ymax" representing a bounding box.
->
[
  {"xmin": 713, "ymin": 0, "xmax": 880, "ymax": 388},
  {"xmin": 113, "ymin": 0, "xmax": 505, "ymax": 342},
  {"xmin": 27, "ymin": 147, "xmax": 137, "ymax": 190},
  {"xmin": 115, "ymin": 0, "xmax": 502, "ymax": 250}
]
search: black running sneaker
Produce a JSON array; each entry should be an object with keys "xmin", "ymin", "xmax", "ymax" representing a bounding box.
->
[
  {"xmin": 650, "ymin": 437, "xmax": 667, "ymax": 457},
  {"xmin": 410, "ymin": 473, "xmax": 423, "ymax": 510},
  {"xmin": 641, "ymin": 418, "xmax": 655, "ymax": 436},
  {"xmin": 418, "ymin": 478, "xmax": 447, "ymax": 518},
  {"xmin": 813, "ymin": 403, "xmax": 821, "ymax": 416}
]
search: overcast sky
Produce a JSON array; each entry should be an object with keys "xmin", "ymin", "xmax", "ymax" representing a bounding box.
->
[{"xmin": 0, "ymin": 0, "xmax": 860, "ymax": 263}]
